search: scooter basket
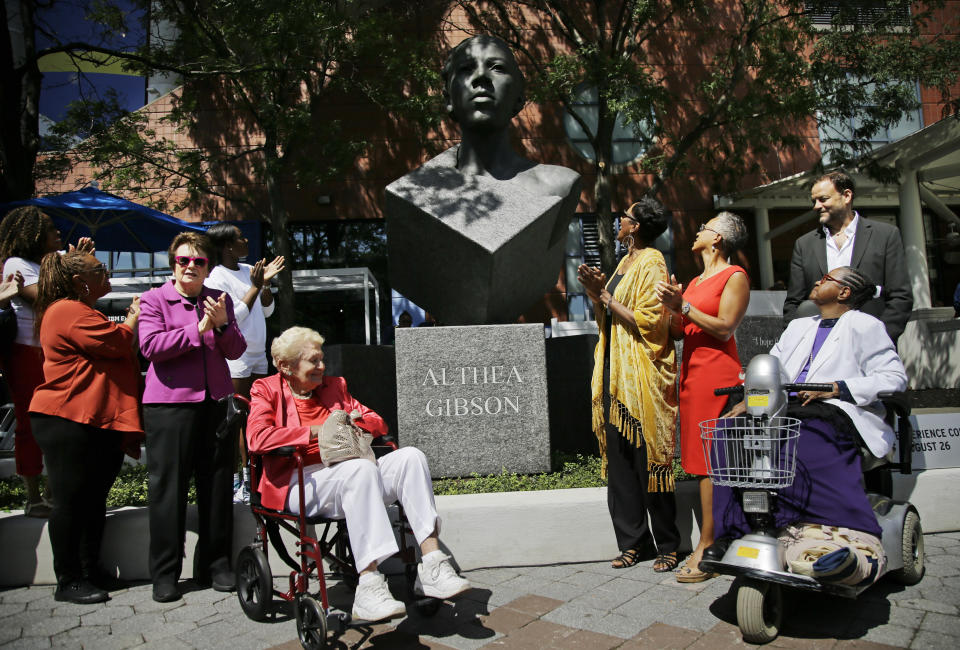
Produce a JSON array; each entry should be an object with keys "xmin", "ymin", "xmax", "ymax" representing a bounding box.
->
[{"xmin": 699, "ymin": 416, "xmax": 801, "ymax": 488}]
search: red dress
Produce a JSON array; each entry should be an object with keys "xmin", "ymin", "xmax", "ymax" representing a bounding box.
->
[{"xmin": 678, "ymin": 265, "xmax": 746, "ymax": 475}]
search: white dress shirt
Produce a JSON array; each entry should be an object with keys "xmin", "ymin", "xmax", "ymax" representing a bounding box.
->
[{"xmin": 823, "ymin": 212, "xmax": 859, "ymax": 272}]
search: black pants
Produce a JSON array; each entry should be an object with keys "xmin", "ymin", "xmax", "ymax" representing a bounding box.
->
[
  {"xmin": 30, "ymin": 414, "xmax": 123, "ymax": 584},
  {"xmin": 605, "ymin": 423, "xmax": 680, "ymax": 554},
  {"xmin": 145, "ymin": 400, "xmax": 231, "ymax": 585}
]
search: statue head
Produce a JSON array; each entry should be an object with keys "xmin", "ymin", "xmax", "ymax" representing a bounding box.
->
[{"xmin": 441, "ymin": 35, "xmax": 526, "ymax": 132}]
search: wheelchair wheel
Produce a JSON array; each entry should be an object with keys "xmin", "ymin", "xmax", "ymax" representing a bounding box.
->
[
  {"xmin": 236, "ymin": 546, "xmax": 272, "ymax": 622},
  {"xmin": 891, "ymin": 510, "xmax": 924, "ymax": 585},
  {"xmin": 296, "ymin": 594, "xmax": 328, "ymax": 650},
  {"xmin": 736, "ymin": 578, "xmax": 782, "ymax": 644}
]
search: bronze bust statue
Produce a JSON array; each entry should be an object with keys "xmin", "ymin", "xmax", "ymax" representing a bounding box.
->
[{"xmin": 386, "ymin": 35, "xmax": 582, "ymax": 325}]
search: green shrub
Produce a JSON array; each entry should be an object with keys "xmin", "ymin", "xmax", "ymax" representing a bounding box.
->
[
  {"xmin": 0, "ymin": 465, "xmax": 197, "ymax": 511},
  {"xmin": 0, "ymin": 453, "xmax": 696, "ymax": 511}
]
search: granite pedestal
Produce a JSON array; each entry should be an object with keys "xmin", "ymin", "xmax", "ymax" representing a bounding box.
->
[{"xmin": 394, "ymin": 324, "xmax": 550, "ymax": 477}]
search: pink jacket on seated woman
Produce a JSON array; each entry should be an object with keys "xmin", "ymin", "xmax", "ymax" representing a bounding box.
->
[{"xmin": 246, "ymin": 373, "xmax": 388, "ymax": 511}]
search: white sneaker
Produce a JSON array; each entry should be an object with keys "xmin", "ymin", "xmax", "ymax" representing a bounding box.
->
[
  {"xmin": 232, "ymin": 480, "xmax": 250, "ymax": 504},
  {"xmin": 415, "ymin": 552, "xmax": 471, "ymax": 599},
  {"xmin": 351, "ymin": 573, "xmax": 406, "ymax": 622}
]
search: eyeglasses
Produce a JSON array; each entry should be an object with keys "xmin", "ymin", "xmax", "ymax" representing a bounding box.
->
[
  {"xmin": 84, "ymin": 263, "xmax": 108, "ymax": 276},
  {"xmin": 698, "ymin": 224, "xmax": 720, "ymax": 236},
  {"xmin": 174, "ymin": 256, "xmax": 209, "ymax": 268},
  {"xmin": 819, "ymin": 273, "xmax": 850, "ymax": 288}
]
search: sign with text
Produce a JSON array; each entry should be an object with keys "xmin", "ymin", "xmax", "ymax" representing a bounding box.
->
[
  {"xmin": 395, "ymin": 324, "xmax": 550, "ymax": 477},
  {"xmin": 891, "ymin": 412, "xmax": 960, "ymax": 470},
  {"xmin": 735, "ymin": 316, "xmax": 785, "ymax": 366}
]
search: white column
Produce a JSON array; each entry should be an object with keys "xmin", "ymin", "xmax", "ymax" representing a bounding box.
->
[
  {"xmin": 897, "ymin": 166, "xmax": 931, "ymax": 309},
  {"xmin": 754, "ymin": 203, "xmax": 774, "ymax": 289}
]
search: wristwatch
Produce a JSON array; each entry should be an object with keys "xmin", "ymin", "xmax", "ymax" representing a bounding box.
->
[{"xmin": 681, "ymin": 301, "xmax": 691, "ymax": 316}]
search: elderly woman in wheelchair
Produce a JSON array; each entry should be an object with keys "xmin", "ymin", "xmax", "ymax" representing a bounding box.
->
[
  {"xmin": 246, "ymin": 326, "xmax": 470, "ymax": 623},
  {"xmin": 711, "ymin": 266, "xmax": 909, "ymax": 588}
]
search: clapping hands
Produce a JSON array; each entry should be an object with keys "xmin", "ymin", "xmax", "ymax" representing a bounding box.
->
[
  {"xmin": 654, "ymin": 274, "xmax": 684, "ymax": 313},
  {"xmin": 0, "ymin": 271, "xmax": 24, "ymax": 308},
  {"xmin": 67, "ymin": 237, "xmax": 96, "ymax": 255},
  {"xmin": 249, "ymin": 256, "xmax": 285, "ymax": 289},
  {"xmin": 198, "ymin": 292, "xmax": 229, "ymax": 333},
  {"xmin": 577, "ymin": 264, "xmax": 607, "ymax": 302}
]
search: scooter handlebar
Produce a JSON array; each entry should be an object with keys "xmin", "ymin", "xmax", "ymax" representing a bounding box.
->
[
  {"xmin": 713, "ymin": 382, "xmax": 835, "ymax": 397},
  {"xmin": 714, "ymin": 385, "xmax": 744, "ymax": 396},
  {"xmin": 783, "ymin": 383, "xmax": 835, "ymax": 393}
]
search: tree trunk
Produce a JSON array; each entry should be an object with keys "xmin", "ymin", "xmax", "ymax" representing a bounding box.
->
[
  {"xmin": 593, "ymin": 102, "xmax": 618, "ymax": 276},
  {"xmin": 263, "ymin": 148, "xmax": 295, "ymax": 330},
  {"xmin": 0, "ymin": 1, "xmax": 40, "ymax": 201}
]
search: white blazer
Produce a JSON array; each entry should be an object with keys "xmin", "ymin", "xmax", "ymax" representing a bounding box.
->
[{"xmin": 771, "ymin": 310, "xmax": 907, "ymax": 457}]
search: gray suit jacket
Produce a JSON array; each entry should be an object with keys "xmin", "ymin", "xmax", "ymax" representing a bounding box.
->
[{"xmin": 783, "ymin": 216, "xmax": 913, "ymax": 341}]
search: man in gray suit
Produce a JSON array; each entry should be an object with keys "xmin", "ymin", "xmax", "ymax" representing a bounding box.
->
[{"xmin": 783, "ymin": 170, "xmax": 913, "ymax": 342}]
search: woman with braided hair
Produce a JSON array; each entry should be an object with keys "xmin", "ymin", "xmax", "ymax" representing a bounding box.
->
[
  {"xmin": 28, "ymin": 251, "xmax": 142, "ymax": 603},
  {"xmin": 713, "ymin": 266, "xmax": 907, "ymax": 587},
  {"xmin": 0, "ymin": 206, "xmax": 68, "ymax": 515}
]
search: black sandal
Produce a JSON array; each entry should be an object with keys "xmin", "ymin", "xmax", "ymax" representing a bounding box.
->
[
  {"xmin": 611, "ymin": 548, "xmax": 641, "ymax": 569},
  {"xmin": 653, "ymin": 551, "xmax": 679, "ymax": 572}
]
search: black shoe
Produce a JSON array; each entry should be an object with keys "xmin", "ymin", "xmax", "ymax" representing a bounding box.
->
[
  {"xmin": 82, "ymin": 566, "xmax": 125, "ymax": 592},
  {"xmin": 152, "ymin": 580, "xmax": 182, "ymax": 603},
  {"xmin": 55, "ymin": 579, "xmax": 109, "ymax": 604},
  {"xmin": 211, "ymin": 570, "xmax": 236, "ymax": 592},
  {"xmin": 703, "ymin": 538, "xmax": 732, "ymax": 563}
]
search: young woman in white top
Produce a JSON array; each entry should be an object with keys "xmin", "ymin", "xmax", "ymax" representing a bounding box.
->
[{"xmin": 205, "ymin": 223, "xmax": 284, "ymax": 502}]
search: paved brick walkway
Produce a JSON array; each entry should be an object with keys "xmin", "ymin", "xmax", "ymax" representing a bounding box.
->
[{"xmin": 2, "ymin": 532, "xmax": 958, "ymax": 649}]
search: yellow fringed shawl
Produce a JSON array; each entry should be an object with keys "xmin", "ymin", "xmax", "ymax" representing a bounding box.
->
[{"xmin": 590, "ymin": 248, "xmax": 678, "ymax": 492}]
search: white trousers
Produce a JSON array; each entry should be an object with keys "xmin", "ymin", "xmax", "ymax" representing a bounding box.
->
[{"xmin": 286, "ymin": 447, "xmax": 440, "ymax": 571}]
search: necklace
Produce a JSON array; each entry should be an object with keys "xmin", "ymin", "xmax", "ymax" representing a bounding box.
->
[
  {"xmin": 699, "ymin": 262, "xmax": 730, "ymax": 281},
  {"xmin": 289, "ymin": 385, "xmax": 314, "ymax": 400}
]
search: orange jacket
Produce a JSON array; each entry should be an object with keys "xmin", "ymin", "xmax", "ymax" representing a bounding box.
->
[{"xmin": 29, "ymin": 299, "xmax": 142, "ymax": 434}]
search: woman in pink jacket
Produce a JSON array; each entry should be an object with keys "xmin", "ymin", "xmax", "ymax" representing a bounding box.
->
[
  {"xmin": 139, "ymin": 232, "xmax": 246, "ymax": 603},
  {"xmin": 247, "ymin": 326, "xmax": 470, "ymax": 623}
]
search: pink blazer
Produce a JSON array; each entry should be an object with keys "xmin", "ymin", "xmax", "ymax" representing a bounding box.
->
[
  {"xmin": 247, "ymin": 373, "xmax": 387, "ymax": 511},
  {"xmin": 139, "ymin": 281, "xmax": 246, "ymax": 404}
]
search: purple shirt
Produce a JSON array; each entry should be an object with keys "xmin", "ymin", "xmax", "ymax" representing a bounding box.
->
[{"xmin": 139, "ymin": 281, "xmax": 246, "ymax": 404}]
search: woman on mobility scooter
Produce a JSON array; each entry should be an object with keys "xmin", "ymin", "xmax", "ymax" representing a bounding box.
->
[
  {"xmin": 712, "ymin": 266, "xmax": 908, "ymax": 586},
  {"xmin": 246, "ymin": 326, "xmax": 471, "ymax": 623}
]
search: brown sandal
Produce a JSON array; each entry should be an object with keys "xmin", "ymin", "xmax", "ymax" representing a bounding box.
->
[
  {"xmin": 676, "ymin": 563, "xmax": 717, "ymax": 583},
  {"xmin": 653, "ymin": 551, "xmax": 679, "ymax": 572},
  {"xmin": 611, "ymin": 548, "xmax": 641, "ymax": 569}
]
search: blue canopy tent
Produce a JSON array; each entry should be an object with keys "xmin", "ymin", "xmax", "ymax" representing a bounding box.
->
[{"xmin": 1, "ymin": 186, "xmax": 262, "ymax": 260}]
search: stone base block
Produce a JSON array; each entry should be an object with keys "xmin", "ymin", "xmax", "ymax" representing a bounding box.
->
[{"xmin": 395, "ymin": 324, "xmax": 550, "ymax": 477}]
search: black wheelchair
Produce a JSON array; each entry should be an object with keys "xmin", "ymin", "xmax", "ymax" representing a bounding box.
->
[{"xmin": 218, "ymin": 395, "xmax": 440, "ymax": 649}]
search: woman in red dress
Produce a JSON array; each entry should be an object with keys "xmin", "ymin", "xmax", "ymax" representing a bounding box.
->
[{"xmin": 656, "ymin": 211, "xmax": 750, "ymax": 582}]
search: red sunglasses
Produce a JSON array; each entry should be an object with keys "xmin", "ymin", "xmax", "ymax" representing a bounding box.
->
[
  {"xmin": 174, "ymin": 256, "xmax": 209, "ymax": 268},
  {"xmin": 819, "ymin": 273, "xmax": 849, "ymax": 287}
]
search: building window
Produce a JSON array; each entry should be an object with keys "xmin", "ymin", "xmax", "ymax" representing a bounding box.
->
[
  {"xmin": 562, "ymin": 83, "xmax": 655, "ymax": 166},
  {"xmin": 805, "ymin": 1, "xmax": 911, "ymax": 29},
  {"xmin": 564, "ymin": 216, "xmax": 594, "ymax": 322},
  {"xmin": 816, "ymin": 80, "xmax": 923, "ymax": 162},
  {"xmin": 565, "ymin": 214, "xmax": 673, "ymax": 322}
]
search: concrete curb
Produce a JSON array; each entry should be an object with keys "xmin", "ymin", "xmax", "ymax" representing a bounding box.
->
[{"xmin": 2, "ymin": 470, "xmax": 957, "ymax": 587}]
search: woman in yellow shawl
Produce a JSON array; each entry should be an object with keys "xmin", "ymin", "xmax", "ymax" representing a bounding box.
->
[{"xmin": 577, "ymin": 198, "xmax": 680, "ymax": 572}]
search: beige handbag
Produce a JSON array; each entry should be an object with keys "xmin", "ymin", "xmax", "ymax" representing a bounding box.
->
[{"xmin": 316, "ymin": 409, "xmax": 376, "ymax": 465}]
